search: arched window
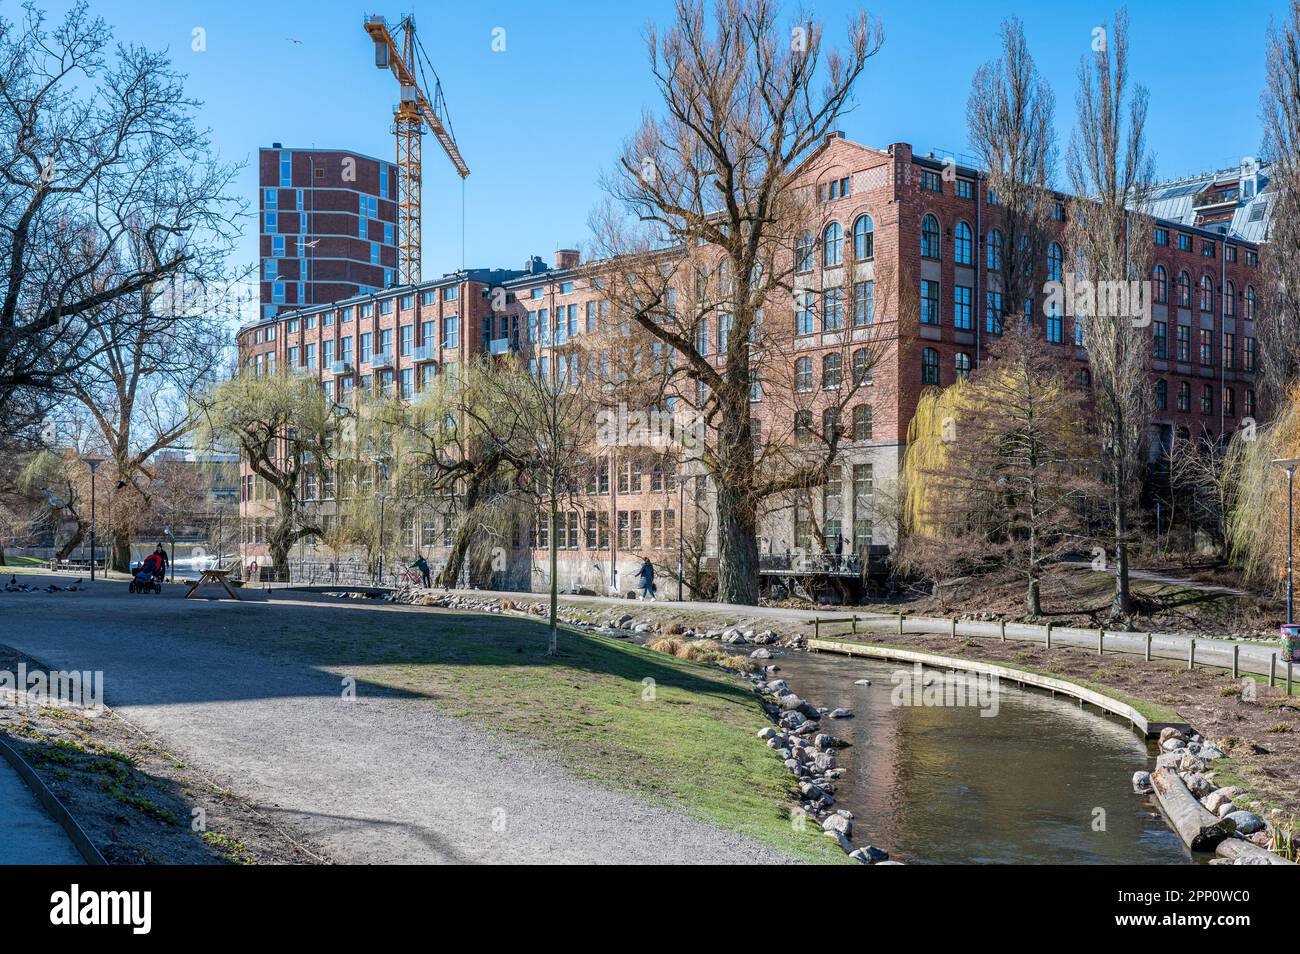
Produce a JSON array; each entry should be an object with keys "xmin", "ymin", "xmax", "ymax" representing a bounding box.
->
[
  {"xmin": 954, "ymin": 221, "xmax": 973, "ymax": 266},
  {"xmin": 795, "ymin": 230, "xmax": 814, "ymax": 272},
  {"xmin": 921, "ymin": 214, "xmax": 940, "ymax": 258},
  {"xmin": 1246, "ymin": 285, "xmax": 1257, "ymax": 320},
  {"xmin": 1153, "ymin": 265, "xmax": 1167, "ymax": 304},
  {"xmin": 794, "ymin": 410, "xmax": 813, "ymax": 436},
  {"xmin": 1177, "ymin": 270, "xmax": 1191, "ymax": 307},
  {"xmin": 822, "ymin": 407, "xmax": 841, "ymax": 440},
  {"xmin": 955, "ymin": 352, "xmax": 972, "ymax": 379},
  {"xmin": 1154, "ymin": 378, "xmax": 1168, "ymax": 411},
  {"xmin": 822, "ymin": 352, "xmax": 842, "ymax": 389},
  {"xmin": 1225, "ymin": 281, "xmax": 1236, "ymax": 317},
  {"xmin": 853, "ymin": 404, "xmax": 872, "ymax": 441},
  {"xmin": 922, "ymin": 347, "xmax": 940, "ymax": 384},
  {"xmin": 794, "ymin": 356, "xmax": 812, "ymax": 391},
  {"xmin": 987, "ymin": 228, "xmax": 1003, "ymax": 271},
  {"xmin": 852, "ymin": 348, "xmax": 872, "ymax": 385},
  {"xmin": 852, "ymin": 215, "xmax": 874, "ymax": 260},
  {"xmin": 823, "ymin": 222, "xmax": 843, "ymax": 267},
  {"xmin": 1200, "ymin": 275, "xmax": 1214, "ymax": 312},
  {"xmin": 1047, "ymin": 242, "xmax": 1063, "ymax": 282}
]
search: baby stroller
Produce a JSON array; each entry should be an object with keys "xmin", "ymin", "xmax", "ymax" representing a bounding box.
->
[{"xmin": 128, "ymin": 555, "xmax": 164, "ymax": 594}]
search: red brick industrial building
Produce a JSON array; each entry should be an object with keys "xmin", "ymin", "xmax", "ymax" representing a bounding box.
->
[{"xmin": 236, "ymin": 134, "xmax": 1269, "ymax": 593}]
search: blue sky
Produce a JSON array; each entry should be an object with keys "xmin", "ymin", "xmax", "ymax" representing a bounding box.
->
[{"xmin": 35, "ymin": 0, "xmax": 1284, "ymax": 313}]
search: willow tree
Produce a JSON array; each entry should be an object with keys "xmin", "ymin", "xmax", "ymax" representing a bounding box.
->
[
  {"xmin": 902, "ymin": 324, "xmax": 1096, "ymax": 615},
  {"xmin": 967, "ymin": 16, "xmax": 1056, "ymax": 334},
  {"xmin": 591, "ymin": 0, "xmax": 883, "ymax": 605},
  {"xmin": 197, "ymin": 370, "xmax": 340, "ymax": 580},
  {"xmin": 1226, "ymin": 385, "xmax": 1300, "ymax": 588},
  {"xmin": 1066, "ymin": 9, "xmax": 1154, "ymax": 619}
]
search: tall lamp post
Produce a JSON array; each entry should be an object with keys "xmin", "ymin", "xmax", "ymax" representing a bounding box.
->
[
  {"xmin": 370, "ymin": 455, "xmax": 389, "ymax": 585},
  {"xmin": 81, "ymin": 456, "xmax": 104, "ymax": 581},
  {"xmin": 1274, "ymin": 457, "xmax": 1300, "ymax": 625}
]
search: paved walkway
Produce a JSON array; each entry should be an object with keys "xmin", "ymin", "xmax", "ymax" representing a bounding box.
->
[
  {"xmin": 0, "ymin": 754, "xmax": 82, "ymax": 864},
  {"xmin": 0, "ymin": 576, "xmax": 795, "ymax": 865},
  {"xmin": 438, "ymin": 586, "xmax": 1291, "ymax": 682}
]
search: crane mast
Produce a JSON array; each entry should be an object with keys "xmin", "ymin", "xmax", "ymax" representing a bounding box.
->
[{"xmin": 364, "ymin": 14, "xmax": 469, "ymax": 286}]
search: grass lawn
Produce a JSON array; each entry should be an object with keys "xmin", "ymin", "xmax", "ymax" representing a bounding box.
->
[{"xmin": 281, "ymin": 603, "xmax": 849, "ymax": 864}]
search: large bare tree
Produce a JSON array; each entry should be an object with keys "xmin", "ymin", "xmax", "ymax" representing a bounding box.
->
[
  {"xmin": 592, "ymin": 0, "xmax": 883, "ymax": 604},
  {"xmin": 967, "ymin": 16, "xmax": 1056, "ymax": 336},
  {"xmin": 1261, "ymin": 1, "xmax": 1300, "ymax": 409},
  {"xmin": 1065, "ymin": 9, "xmax": 1154, "ymax": 620},
  {"xmin": 0, "ymin": 1, "xmax": 241, "ymax": 446}
]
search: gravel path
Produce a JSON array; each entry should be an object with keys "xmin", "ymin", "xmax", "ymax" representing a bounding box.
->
[{"xmin": 0, "ymin": 576, "xmax": 795, "ymax": 865}]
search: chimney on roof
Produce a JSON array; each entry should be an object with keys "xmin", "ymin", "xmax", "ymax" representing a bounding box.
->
[
  {"xmin": 555, "ymin": 249, "xmax": 580, "ymax": 270},
  {"xmin": 525, "ymin": 255, "xmax": 548, "ymax": 275},
  {"xmin": 1240, "ymin": 157, "xmax": 1261, "ymax": 199},
  {"xmin": 272, "ymin": 142, "xmax": 282, "ymax": 149}
]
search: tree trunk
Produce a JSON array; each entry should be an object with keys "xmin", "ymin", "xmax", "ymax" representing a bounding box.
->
[
  {"xmin": 436, "ymin": 477, "xmax": 483, "ymax": 588},
  {"xmin": 715, "ymin": 479, "xmax": 760, "ymax": 605},
  {"xmin": 548, "ymin": 483, "xmax": 558, "ymax": 656},
  {"xmin": 55, "ymin": 525, "xmax": 83, "ymax": 561},
  {"xmin": 111, "ymin": 532, "xmax": 132, "ymax": 574},
  {"xmin": 1026, "ymin": 576, "xmax": 1041, "ymax": 617},
  {"xmin": 267, "ymin": 489, "xmax": 297, "ymax": 582},
  {"xmin": 1111, "ymin": 441, "xmax": 1132, "ymax": 618}
]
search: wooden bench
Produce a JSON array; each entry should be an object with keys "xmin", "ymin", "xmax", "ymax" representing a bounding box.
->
[{"xmin": 184, "ymin": 569, "xmax": 240, "ymax": 601}]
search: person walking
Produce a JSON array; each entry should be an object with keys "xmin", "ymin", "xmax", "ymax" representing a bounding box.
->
[
  {"xmin": 154, "ymin": 544, "xmax": 169, "ymax": 582},
  {"xmin": 637, "ymin": 557, "xmax": 656, "ymax": 602}
]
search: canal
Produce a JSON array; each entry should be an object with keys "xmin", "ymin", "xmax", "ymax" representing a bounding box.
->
[{"xmin": 772, "ymin": 648, "xmax": 1192, "ymax": 864}]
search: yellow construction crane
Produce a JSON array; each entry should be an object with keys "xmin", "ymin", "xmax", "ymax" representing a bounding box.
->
[{"xmin": 364, "ymin": 14, "xmax": 470, "ymax": 286}]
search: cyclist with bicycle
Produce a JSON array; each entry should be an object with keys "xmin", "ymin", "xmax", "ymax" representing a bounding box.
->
[{"xmin": 410, "ymin": 553, "xmax": 431, "ymax": 589}]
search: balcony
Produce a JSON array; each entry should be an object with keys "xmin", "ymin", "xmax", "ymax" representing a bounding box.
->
[
  {"xmin": 1192, "ymin": 186, "xmax": 1239, "ymax": 210},
  {"xmin": 414, "ymin": 343, "xmax": 438, "ymax": 362},
  {"xmin": 368, "ymin": 350, "xmax": 394, "ymax": 370},
  {"xmin": 329, "ymin": 360, "xmax": 352, "ymax": 376}
]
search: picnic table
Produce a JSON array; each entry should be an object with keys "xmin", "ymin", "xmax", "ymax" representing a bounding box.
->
[{"xmin": 184, "ymin": 568, "xmax": 240, "ymax": 601}]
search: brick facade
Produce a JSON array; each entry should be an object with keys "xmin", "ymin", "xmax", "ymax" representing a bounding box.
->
[{"xmin": 234, "ymin": 134, "xmax": 1266, "ymax": 592}]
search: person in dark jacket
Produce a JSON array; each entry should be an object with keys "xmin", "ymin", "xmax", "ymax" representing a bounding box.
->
[
  {"xmin": 637, "ymin": 558, "xmax": 655, "ymax": 602},
  {"xmin": 411, "ymin": 554, "xmax": 431, "ymax": 588},
  {"xmin": 154, "ymin": 544, "xmax": 169, "ymax": 581}
]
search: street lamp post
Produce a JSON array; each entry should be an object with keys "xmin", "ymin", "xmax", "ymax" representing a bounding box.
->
[
  {"xmin": 82, "ymin": 456, "xmax": 103, "ymax": 581},
  {"xmin": 1275, "ymin": 458, "xmax": 1300, "ymax": 625}
]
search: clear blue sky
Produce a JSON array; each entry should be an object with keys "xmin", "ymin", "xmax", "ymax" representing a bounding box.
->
[{"xmin": 39, "ymin": 0, "xmax": 1284, "ymax": 310}]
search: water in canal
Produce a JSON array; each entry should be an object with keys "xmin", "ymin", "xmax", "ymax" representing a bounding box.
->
[{"xmin": 772, "ymin": 649, "xmax": 1191, "ymax": 864}]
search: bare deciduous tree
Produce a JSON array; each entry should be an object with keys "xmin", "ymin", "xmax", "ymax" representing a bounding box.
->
[
  {"xmin": 591, "ymin": 0, "xmax": 883, "ymax": 605},
  {"xmin": 967, "ymin": 16, "xmax": 1056, "ymax": 334},
  {"xmin": 0, "ymin": 2, "xmax": 242, "ymax": 445},
  {"xmin": 1066, "ymin": 9, "xmax": 1154, "ymax": 620},
  {"xmin": 1261, "ymin": 1, "xmax": 1300, "ymax": 409}
]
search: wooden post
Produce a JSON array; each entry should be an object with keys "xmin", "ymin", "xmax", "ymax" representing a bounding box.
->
[
  {"xmin": 814, "ymin": 617, "xmax": 820, "ymax": 640},
  {"xmin": 950, "ymin": 617, "xmax": 957, "ymax": 638},
  {"xmin": 1145, "ymin": 633, "xmax": 1152, "ymax": 662},
  {"xmin": 1232, "ymin": 644, "xmax": 1240, "ymax": 679},
  {"xmin": 1270, "ymin": 653, "xmax": 1277, "ymax": 688},
  {"xmin": 851, "ymin": 614, "xmax": 858, "ymax": 635},
  {"xmin": 999, "ymin": 619, "xmax": 1006, "ymax": 642},
  {"xmin": 1097, "ymin": 628, "xmax": 1104, "ymax": 655},
  {"xmin": 898, "ymin": 613, "xmax": 904, "ymax": 636},
  {"xmin": 1045, "ymin": 622, "xmax": 1052, "ymax": 649},
  {"xmin": 1289, "ymin": 660, "xmax": 1294, "ymax": 697},
  {"xmin": 1188, "ymin": 638, "xmax": 1196, "ymax": 671}
]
